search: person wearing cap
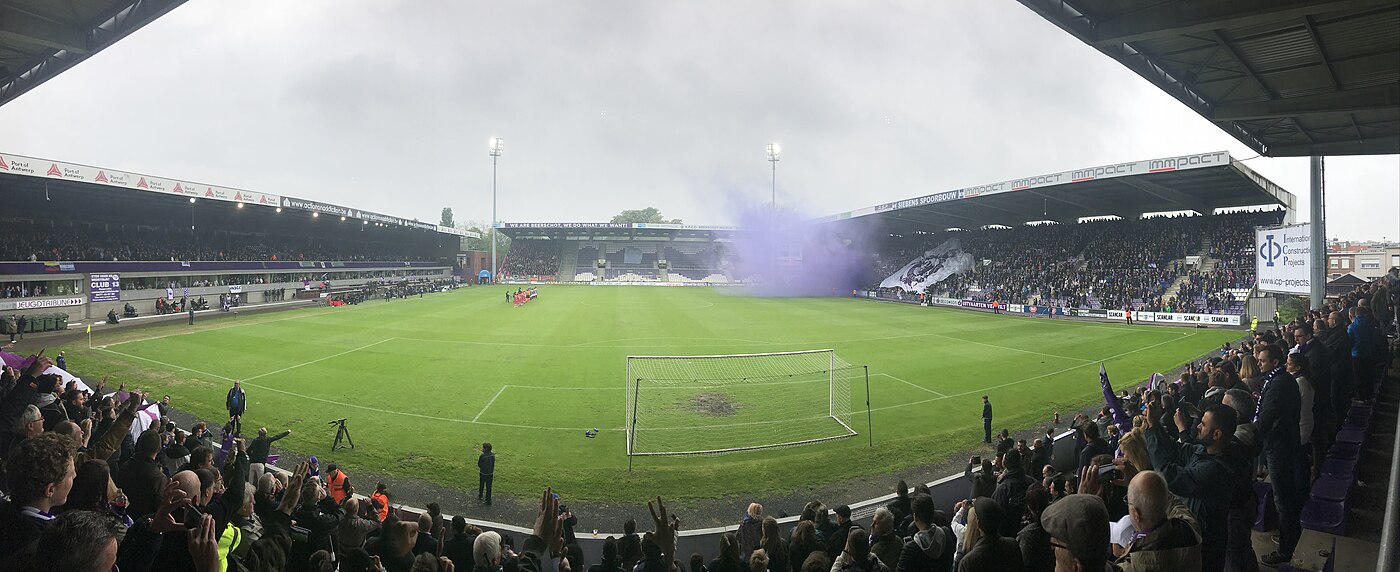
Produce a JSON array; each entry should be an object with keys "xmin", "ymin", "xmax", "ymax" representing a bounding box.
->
[
  {"xmin": 325, "ymin": 463, "xmax": 350, "ymax": 504},
  {"xmin": 1113, "ymin": 471, "xmax": 1201, "ymax": 572},
  {"xmin": 955, "ymin": 498, "xmax": 1023, "ymax": 572},
  {"xmin": 824, "ymin": 504, "xmax": 862, "ymax": 561},
  {"xmin": 1041, "ymin": 494, "xmax": 1118, "ymax": 572}
]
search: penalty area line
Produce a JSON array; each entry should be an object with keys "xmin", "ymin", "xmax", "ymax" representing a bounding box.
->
[
  {"xmin": 473, "ymin": 386, "xmax": 509, "ymax": 422},
  {"xmin": 877, "ymin": 373, "xmax": 947, "ymax": 397}
]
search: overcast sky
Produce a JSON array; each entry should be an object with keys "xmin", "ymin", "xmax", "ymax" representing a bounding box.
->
[{"xmin": 0, "ymin": 1, "xmax": 1395, "ymax": 240}]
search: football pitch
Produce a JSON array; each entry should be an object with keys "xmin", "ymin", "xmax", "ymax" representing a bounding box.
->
[{"xmin": 70, "ymin": 286, "xmax": 1241, "ymax": 502}]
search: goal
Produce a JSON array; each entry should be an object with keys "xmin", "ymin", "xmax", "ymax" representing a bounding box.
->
[{"xmin": 625, "ymin": 349, "xmax": 867, "ymax": 458}]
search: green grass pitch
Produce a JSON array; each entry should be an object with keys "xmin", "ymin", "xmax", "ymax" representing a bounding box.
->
[{"xmin": 69, "ymin": 286, "xmax": 1240, "ymax": 502}]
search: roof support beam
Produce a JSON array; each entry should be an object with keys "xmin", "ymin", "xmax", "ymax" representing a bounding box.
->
[
  {"xmin": 1025, "ymin": 190, "xmax": 1138, "ymax": 220},
  {"xmin": 1265, "ymin": 135, "xmax": 1400, "ymax": 156},
  {"xmin": 1091, "ymin": 0, "xmax": 1395, "ymax": 46},
  {"xmin": 1116, "ymin": 178, "xmax": 1212, "ymax": 215},
  {"xmin": 1213, "ymin": 82, "xmax": 1400, "ymax": 121},
  {"xmin": 0, "ymin": 6, "xmax": 89, "ymax": 54}
]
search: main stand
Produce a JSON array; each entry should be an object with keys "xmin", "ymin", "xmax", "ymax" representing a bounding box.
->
[{"xmin": 329, "ymin": 418, "xmax": 354, "ymax": 451}]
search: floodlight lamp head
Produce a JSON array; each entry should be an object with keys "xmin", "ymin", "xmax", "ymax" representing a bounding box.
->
[
  {"xmin": 766, "ymin": 143, "xmax": 781, "ymax": 161},
  {"xmin": 189, "ymin": 197, "xmax": 196, "ymax": 203},
  {"xmin": 489, "ymin": 137, "xmax": 504, "ymax": 156}
]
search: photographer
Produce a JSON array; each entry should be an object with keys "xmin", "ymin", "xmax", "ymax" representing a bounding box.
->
[{"xmin": 1141, "ymin": 400, "xmax": 1236, "ymax": 572}]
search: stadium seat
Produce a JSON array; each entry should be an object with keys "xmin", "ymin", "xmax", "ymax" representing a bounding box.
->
[
  {"xmin": 1308, "ymin": 475, "xmax": 1351, "ymax": 503},
  {"xmin": 1320, "ymin": 457, "xmax": 1358, "ymax": 480},
  {"xmin": 1327, "ymin": 441, "xmax": 1361, "ymax": 461},
  {"xmin": 1334, "ymin": 427, "xmax": 1366, "ymax": 445},
  {"xmin": 1300, "ymin": 498, "xmax": 1347, "ymax": 535}
]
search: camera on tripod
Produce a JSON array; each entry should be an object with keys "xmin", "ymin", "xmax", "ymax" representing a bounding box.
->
[{"xmin": 328, "ymin": 418, "xmax": 354, "ymax": 451}]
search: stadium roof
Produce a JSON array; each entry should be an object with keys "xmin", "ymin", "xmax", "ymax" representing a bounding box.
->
[
  {"xmin": 0, "ymin": 151, "xmax": 465, "ymax": 236},
  {"xmin": 817, "ymin": 150, "xmax": 1296, "ymax": 235},
  {"xmin": 1016, "ymin": 0, "xmax": 1400, "ymax": 157},
  {"xmin": 0, "ymin": 0, "xmax": 186, "ymax": 108},
  {"xmin": 498, "ymin": 222, "xmax": 738, "ymax": 240}
]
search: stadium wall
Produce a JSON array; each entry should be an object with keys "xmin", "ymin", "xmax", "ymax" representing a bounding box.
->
[{"xmin": 855, "ymin": 291, "xmax": 1246, "ymax": 327}]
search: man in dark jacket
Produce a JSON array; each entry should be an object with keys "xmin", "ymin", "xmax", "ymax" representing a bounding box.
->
[
  {"xmin": 1076, "ymin": 423, "xmax": 1111, "ymax": 473},
  {"xmin": 117, "ymin": 429, "xmax": 167, "ymax": 518},
  {"xmin": 290, "ymin": 476, "xmax": 346, "ymax": 566},
  {"xmin": 1253, "ymin": 344, "xmax": 1304, "ymax": 568},
  {"xmin": 990, "ymin": 450, "xmax": 1034, "ymax": 538},
  {"xmin": 964, "ymin": 458, "xmax": 995, "ymax": 500},
  {"xmin": 956, "ymin": 498, "xmax": 1023, "ymax": 572},
  {"xmin": 1295, "ymin": 323, "xmax": 1334, "ymax": 477},
  {"xmin": 247, "ymin": 426, "xmax": 291, "ymax": 464},
  {"xmin": 226, "ymin": 379, "xmax": 247, "ymax": 436},
  {"xmin": 479, "ymin": 441, "xmax": 496, "ymax": 505},
  {"xmin": 1016, "ymin": 487, "xmax": 1053, "ymax": 572},
  {"xmin": 826, "ymin": 504, "xmax": 862, "ymax": 561},
  {"xmin": 896, "ymin": 494, "xmax": 953, "ymax": 572},
  {"xmin": 981, "ymin": 396, "xmax": 992, "ymax": 444},
  {"xmin": 1144, "ymin": 402, "xmax": 1235, "ymax": 572},
  {"xmin": 1116, "ymin": 471, "xmax": 1202, "ymax": 571}
]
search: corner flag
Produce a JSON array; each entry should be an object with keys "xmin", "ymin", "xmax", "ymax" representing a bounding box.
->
[{"xmin": 86, "ymin": 323, "xmax": 91, "ymax": 334}]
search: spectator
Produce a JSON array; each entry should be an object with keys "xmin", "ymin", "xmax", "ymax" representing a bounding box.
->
[
  {"xmin": 1141, "ymin": 401, "xmax": 1234, "ymax": 572},
  {"xmin": 789, "ymin": 521, "xmax": 823, "ymax": 572},
  {"xmin": 990, "ymin": 450, "xmax": 1034, "ymax": 538},
  {"xmin": 225, "ymin": 380, "xmax": 246, "ymax": 437},
  {"xmin": 371, "ymin": 520, "xmax": 421, "ymax": 572},
  {"xmin": 886, "ymin": 480, "xmax": 912, "ymax": 530},
  {"xmin": 1040, "ymin": 494, "xmax": 1111, "ymax": 572},
  {"xmin": 336, "ymin": 497, "xmax": 381, "ymax": 555},
  {"xmin": 1253, "ymin": 344, "xmax": 1304, "ymax": 568},
  {"xmin": 825, "ymin": 505, "xmax": 861, "ymax": 561},
  {"xmin": 25, "ymin": 509, "xmax": 121, "ymax": 572},
  {"xmin": 478, "ymin": 442, "xmax": 495, "ymax": 506},
  {"xmin": 964, "ymin": 458, "xmax": 995, "ymax": 500},
  {"xmin": 0, "ymin": 432, "xmax": 76, "ymax": 563},
  {"xmin": 955, "ymin": 497, "xmax": 1023, "ymax": 572},
  {"xmin": 1115, "ymin": 471, "xmax": 1202, "ymax": 571},
  {"xmin": 869, "ymin": 508, "xmax": 901, "ymax": 569},
  {"xmin": 737, "ymin": 503, "xmax": 764, "ymax": 558},
  {"xmin": 117, "ymin": 430, "xmax": 165, "ymax": 519},
  {"xmin": 473, "ymin": 530, "xmax": 504, "ymax": 572},
  {"xmin": 620, "ymin": 518, "xmax": 644, "ymax": 570},
  {"xmin": 1076, "ymin": 423, "xmax": 1110, "ymax": 474},
  {"xmin": 1016, "ymin": 487, "xmax": 1052, "ymax": 572},
  {"xmin": 832, "ymin": 529, "xmax": 889, "ymax": 572},
  {"xmin": 247, "ymin": 426, "xmax": 291, "ymax": 465},
  {"xmin": 895, "ymin": 493, "xmax": 953, "ymax": 572},
  {"xmin": 371, "ymin": 482, "xmax": 391, "ymax": 522},
  {"xmin": 414, "ymin": 512, "xmax": 441, "ymax": 556},
  {"xmin": 325, "ymin": 463, "xmax": 350, "ymax": 505},
  {"xmin": 589, "ymin": 536, "xmax": 624, "ymax": 572},
  {"xmin": 753, "ymin": 516, "xmax": 788, "ymax": 572},
  {"xmin": 1221, "ymin": 389, "xmax": 1260, "ymax": 572},
  {"xmin": 711, "ymin": 532, "xmax": 747, "ymax": 572},
  {"xmin": 748, "ymin": 548, "xmax": 769, "ymax": 572}
]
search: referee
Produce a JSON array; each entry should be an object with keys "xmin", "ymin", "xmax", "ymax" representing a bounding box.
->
[{"xmin": 981, "ymin": 395, "xmax": 993, "ymax": 443}]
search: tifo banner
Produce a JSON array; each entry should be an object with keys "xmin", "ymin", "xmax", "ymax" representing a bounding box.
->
[
  {"xmin": 89, "ymin": 273, "xmax": 121, "ymax": 302},
  {"xmin": 0, "ymin": 152, "xmax": 279, "ymax": 206},
  {"xmin": 1255, "ymin": 223, "xmax": 1312, "ymax": 295},
  {"xmin": 878, "ymin": 238, "xmax": 975, "ymax": 292}
]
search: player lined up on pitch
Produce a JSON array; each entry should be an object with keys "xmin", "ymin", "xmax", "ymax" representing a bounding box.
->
[{"xmin": 509, "ymin": 287, "xmax": 540, "ymax": 307}]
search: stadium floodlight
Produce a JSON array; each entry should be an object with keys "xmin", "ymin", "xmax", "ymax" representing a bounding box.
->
[
  {"xmin": 625, "ymin": 349, "xmax": 870, "ymax": 465},
  {"xmin": 313, "ymin": 212, "xmax": 319, "ymax": 218},
  {"xmin": 275, "ymin": 207, "xmax": 282, "ymax": 213},
  {"xmin": 341, "ymin": 216, "xmax": 347, "ymax": 221},
  {"xmin": 189, "ymin": 197, "xmax": 196, "ymax": 203},
  {"xmin": 236, "ymin": 202, "xmax": 244, "ymax": 209},
  {"xmin": 489, "ymin": 137, "xmax": 504, "ymax": 283},
  {"xmin": 765, "ymin": 143, "xmax": 781, "ymax": 208}
]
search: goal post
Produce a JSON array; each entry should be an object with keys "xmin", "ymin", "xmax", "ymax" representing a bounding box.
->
[{"xmin": 625, "ymin": 349, "xmax": 867, "ymax": 459}]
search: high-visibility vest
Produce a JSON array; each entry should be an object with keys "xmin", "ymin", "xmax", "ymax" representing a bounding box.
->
[
  {"xmin": 371, "ymin": 491, "xmax": 389, "ymax": 521},
  {"xmin": 326, "ymin": 470, "xmax": 349, "ymax": 504},
  {"xmin": 217, "ymin": 522, "xmax": 242, "ymax": 572}
]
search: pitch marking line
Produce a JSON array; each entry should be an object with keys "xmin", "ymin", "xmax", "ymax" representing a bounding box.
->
[
  {"xmin": 473, "ymin": 386, "xmax": 509, "ymax": 422},
  {"xmin": 243, "ymin": 338, "xmax": 395, "ymax": 381},
  {"xmin": 878, "ymin": 373, "xmax": 947, "ymax": 397},
  {"xmin": 103, "ymin": 304, "xmax": 327, "ymax": 348}
]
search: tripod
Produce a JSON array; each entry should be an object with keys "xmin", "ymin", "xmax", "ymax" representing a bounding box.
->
[{"xmin": 329, "ymin": 418, "xmax": 354, "ymax": 451}]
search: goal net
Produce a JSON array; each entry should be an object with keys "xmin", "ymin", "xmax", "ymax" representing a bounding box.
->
[{"xmin": 626, "ymin": 349, "xmax": 862, "ymax": 457}]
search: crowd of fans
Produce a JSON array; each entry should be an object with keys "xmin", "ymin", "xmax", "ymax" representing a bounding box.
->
[
  {"xmin": 901, "ymin": 211, "xmax": 1282, "ymax": 313},
  {"xmin": 0, "ymin": 220, "xmax": 436, "ymax": 263},
  {"xmin": 501, "ymin": 240, "xmax": 561, "ymax": 277}
]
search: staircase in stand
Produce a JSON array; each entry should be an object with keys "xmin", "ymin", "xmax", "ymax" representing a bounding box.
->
[{"xmin": 557, "ymin": 242, "xmax": 579, "ymax": 281}]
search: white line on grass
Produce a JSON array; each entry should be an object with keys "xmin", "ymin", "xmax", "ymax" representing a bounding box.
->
[
  {"xmin": 104, "ymin": 304, "xmax": 326, "ymax": 348},
  {"xmin": 243, "ymin": 339, "xmax": 395, "ymax": 381},
  {"xmin": 865, "ymin": 331, "xmax": 1197, "ymax": 415},
  {"xmin": 878, "ymin": 373, "xmax": 947, "ymax": 397},
  {"xmin": 95, "ymin": 347, "xmax": 237, "ymax": 381},
  {"xmin": 473, "ymin": 386, "xmax": 509, "ymax": 422}
]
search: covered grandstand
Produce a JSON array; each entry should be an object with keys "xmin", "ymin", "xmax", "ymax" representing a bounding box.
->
[
  {"xmin": 0, "ymin": 151, "xmax": 465, "ymax": 322},
  {"xmin": 497, "ymin": 222, "xmax": 738, "ymax": 284}
]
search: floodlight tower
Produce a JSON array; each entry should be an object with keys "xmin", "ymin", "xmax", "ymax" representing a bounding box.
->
[
  {"xmin": 765, "ymin": 143, "xmax": 781, "ymax": 208},
  {"xmin": 489, "ymin": 137, "xmax": 504, "ymax": 283}
]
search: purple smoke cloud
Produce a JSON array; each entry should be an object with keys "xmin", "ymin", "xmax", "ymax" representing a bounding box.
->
[{"xmin": 727, "ymin": 206, "xmax": 874, "ymax": 297}]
